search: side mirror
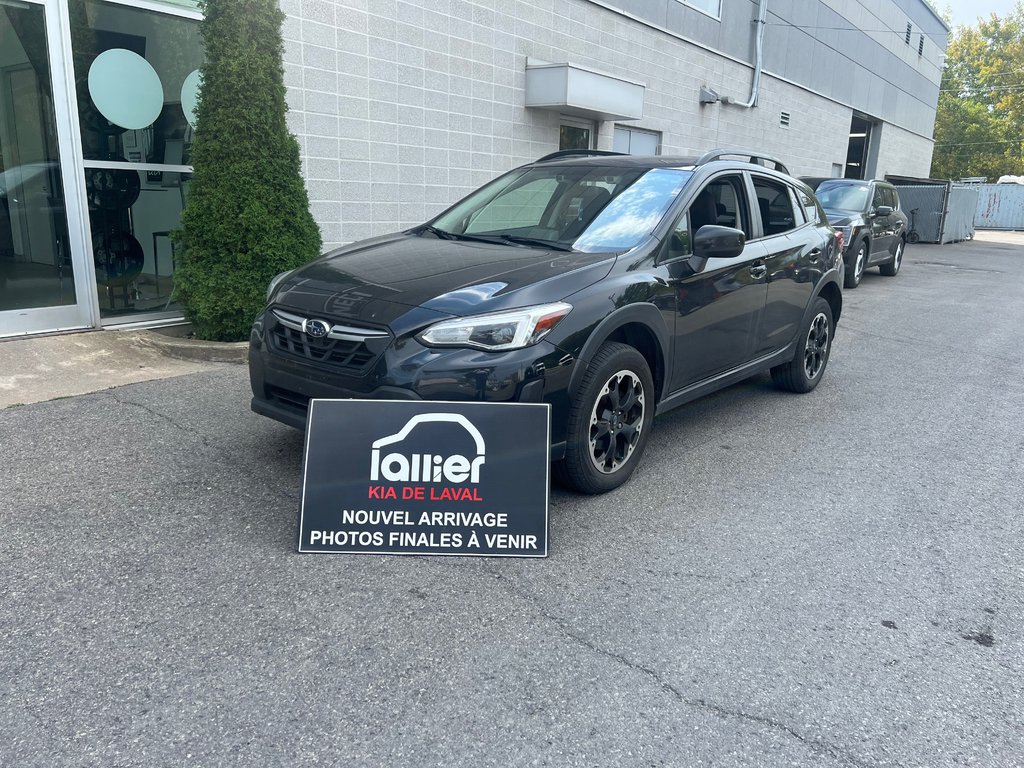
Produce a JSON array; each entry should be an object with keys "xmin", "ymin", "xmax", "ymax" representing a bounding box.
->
[
  {"xmin": 874, "ymin": 205, "xmax": 894, "ymax": 217},
  {"xmin": 693, "ymin": 225, "xmax": 745, "ymax": 259}
]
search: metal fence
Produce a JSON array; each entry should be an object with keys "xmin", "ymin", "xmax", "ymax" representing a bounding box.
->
[
  {"xmin": 889, "ymin": 180, "xmax": 978, "ymax": 243},
  {"xmin": 893, "ymin": 184, "xmax": 944, "ymax": 243},
  {"xmin": 974, "ymin": 184, "xmax": 1024, "ymax": 230}
]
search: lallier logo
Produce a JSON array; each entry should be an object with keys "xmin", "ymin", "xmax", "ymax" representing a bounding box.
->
[{"xmin": 368, "ymin": 414, "xmax": 485, "ymax": 502}]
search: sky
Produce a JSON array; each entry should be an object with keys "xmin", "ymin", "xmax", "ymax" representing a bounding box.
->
[{"xmin": 939, "ymin": 0, "xmax": 1021, "ymax": 27}]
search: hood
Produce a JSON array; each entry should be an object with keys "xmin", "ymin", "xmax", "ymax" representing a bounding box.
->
[
  {"xmin": 271, "ymin": 232, "xmax": 616, "ymax": 331},
  {"xmin": 822, "ymin": 209, "xmax": 863, "ymax": 227}
]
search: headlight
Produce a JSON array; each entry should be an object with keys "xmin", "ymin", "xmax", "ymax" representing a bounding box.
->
[
  {"xmin": 266, "ymin": 269, "xmax": 294, "ymax": 301},
  {"xmin": 418, "ymin": 302, "xmax": 572, "ymax": 351},
  {"xmin": 839, "ymin": 225, "xmax": 854, "ymax": 246}
]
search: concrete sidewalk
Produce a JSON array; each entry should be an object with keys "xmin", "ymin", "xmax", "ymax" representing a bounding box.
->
[{"xmin": 0, "ymin": 327, "xmax": 246, "ymax": 408}]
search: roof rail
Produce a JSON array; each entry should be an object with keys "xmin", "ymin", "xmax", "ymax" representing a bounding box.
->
[
  {"xmin": 535, "ymin": 149, "xmax": 627, "ymax": 162},
  {"xmin": 696, "ymin": 148, "xmax": 790, "ymax": 175}
]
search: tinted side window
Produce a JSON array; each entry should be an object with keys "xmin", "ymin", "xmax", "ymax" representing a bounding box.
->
[
  {"xmin": 688, "ymin": 174, "xmax": 749, "ymax": 238},
  {"xmin": 884, "ymin": 187, "xmax": 898, "ymax": 209},
  {"xmin": 753, "ymin": 176, "xmax": 798, "ymax": 236},
  {"xmin": 798, "ymin": 188, "xmax": 819, "ymax": 223},
  {"xmin": 666, "ymin": 212, "xmax": 691, "ymax": 260},
  {"xmin": 872, "ymin": 185, "xmax": 886, "ymax": 210}
]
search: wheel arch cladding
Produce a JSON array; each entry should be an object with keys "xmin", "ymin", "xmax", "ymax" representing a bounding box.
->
[
  {"xmin": 605, "ymin": 322, "xmax": 664, "ymax": 399},
  {"xmin": 818, "ymin": 281, "xmax": 842, "ymax": 325},
  {"xmin": 569, "ymin": 305, "xmax": 669, "ymax": 403}
]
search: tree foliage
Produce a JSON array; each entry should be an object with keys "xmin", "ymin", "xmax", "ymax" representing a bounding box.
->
[
  {"xmin": 175, "ymin": 0, "xmax": 321, "ymax": 341},
  {"xmin": 931, "ymin": 5, "xmax": 1024, "ymax": 180}
]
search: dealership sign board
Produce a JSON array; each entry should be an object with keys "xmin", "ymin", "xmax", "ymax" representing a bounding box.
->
[{"xmin": 299, "ymin": 400, "xmax": 550, "ymax": 557}]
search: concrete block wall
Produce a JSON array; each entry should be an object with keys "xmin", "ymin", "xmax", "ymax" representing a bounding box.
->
[
  {"xmin": 874, "ymin": 121, "xmax": 936, "ymax": 180},
  {"xmin": 281, "ymin": 0, "xmax": 925, "ymax": 250}
]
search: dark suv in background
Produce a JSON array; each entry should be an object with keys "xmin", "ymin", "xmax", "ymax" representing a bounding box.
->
[
  {"xmin": 251, "ymin": 149, "xmax": 844, "ymax": 493},
  {"xmin": 801, "ymin": 177, "xmax": 908, "ymax": 288}
]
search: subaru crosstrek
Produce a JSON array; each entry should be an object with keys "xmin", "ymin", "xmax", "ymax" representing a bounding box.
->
[{"xmin": 250, "ymin": 149, "xmax": 844, "ymax": 493}]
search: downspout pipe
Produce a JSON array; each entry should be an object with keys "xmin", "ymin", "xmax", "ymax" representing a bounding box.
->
[{"xmin": 734, "ymin": 0, "xmax": 768, "ymax": 108}]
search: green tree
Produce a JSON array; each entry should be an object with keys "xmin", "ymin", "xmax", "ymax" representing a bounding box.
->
[
  {"xmin": 175, "ymin": 0, "xmax": 321, "ymax": 341},
  {"xmin": 931, "ymin": 5, "xmax": 1024, "ymax": 180}
]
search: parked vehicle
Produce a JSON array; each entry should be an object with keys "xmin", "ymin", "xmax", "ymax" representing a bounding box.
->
[
  {"xmin": 250, "ymin": 149, "xmax": 844, "ymax": 493},
  {"xmin": 801, "ymin": 177, "xmax": 908, "ymax": 288}
]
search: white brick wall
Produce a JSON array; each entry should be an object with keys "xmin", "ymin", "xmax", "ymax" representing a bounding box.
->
[{"xmin": 281, "ymin": 0, "xmax": 925, "ymax": 249}]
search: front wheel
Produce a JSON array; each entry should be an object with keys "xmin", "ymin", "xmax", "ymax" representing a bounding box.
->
[
  {"xmin": 771, "ymin": 297, "xmax": 834, "ymax": 393},
  {"xmin": 557, "ymin": 342, "xmax": 655, "ymax": 494},
  {"xmin": 879, "ymin": 239, "xmax": 904, "ymax": 276},
  {"xmin": 844, "ymin": 241, "xmax": 867, "ymax": 289}
]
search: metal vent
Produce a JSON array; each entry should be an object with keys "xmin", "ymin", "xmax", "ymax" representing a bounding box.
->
[
  {"xmin": 905, "ymin": 23, "xmax": 912, "ymax": 45},
  {"xmin": 780, "ymin": 111, "xmax": 791, "ymax": 127},
  {"xmin": 918, "ymin": 34, "xmax": 925, "ymax": 56}
]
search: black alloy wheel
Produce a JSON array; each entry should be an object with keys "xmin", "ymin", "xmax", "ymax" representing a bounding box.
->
[
  {"xmin": 556, "ymin": 342, "xmax": 655, "ymax": 494},
  {"xmin": 771, "ymin": 297, "xmax": 834, "ymax": 393},
  {"xmin": 879, "ymin": 238, "xmax": 904, "ymax": 276},
  {"xmin": 845, "ymin": 240, "xmax": 868, "ymax": 288}
]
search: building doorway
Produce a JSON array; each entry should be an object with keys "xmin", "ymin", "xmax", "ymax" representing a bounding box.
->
[
  {"xmin": 1, "ymin": 0, "xmax": 92, "ymax": 337},
  {"xmin": 844, "ymin": 115, "xmax": 874, "ymax": 179}
]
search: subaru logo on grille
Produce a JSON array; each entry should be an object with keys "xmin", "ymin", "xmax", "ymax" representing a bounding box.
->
[{"xmin": 303, "ymin": 319, "xmax": 331, "ymax": 339}]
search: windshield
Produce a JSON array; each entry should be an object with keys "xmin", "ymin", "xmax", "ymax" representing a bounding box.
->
[
  {"xmin": 814, "ymin": 181, "xmax": 870, "ymax": 212},
  {"xmin": 431, "ymin": 165, "xmax": 691, "ymax": 253}
]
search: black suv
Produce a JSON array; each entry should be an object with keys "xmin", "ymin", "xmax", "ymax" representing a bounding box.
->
[
  {"xmin": 250, "ymin": 149, "xmax": 843, "ymax": 493},
  {"xmin": 801, "ymin": 177, "xmax": 908, "ymax": 288}
]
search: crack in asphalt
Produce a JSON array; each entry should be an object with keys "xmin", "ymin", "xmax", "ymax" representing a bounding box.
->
[
  {"xmin": 109, "ymin": 390, "xmax": 227, "ymax": 455},
  {"xmin": 488, "ymin": 571, "xmax": 877, "ymax": 768},
  {"xmin": 106, "ymin": 391, "xmax": 300, "ymax": 502}
]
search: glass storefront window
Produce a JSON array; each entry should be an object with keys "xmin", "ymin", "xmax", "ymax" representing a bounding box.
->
[
  {"xmin": 71, "ymin": 0, "xmax": 202, "ymax": 165},
  {"xmin": 89, "ymin": 168, "xmax": 189, "ymax": 315},
  {"xmin": 1, "ymin": 2, "xmax": 76, "ymax": 312},
  {"xmin": 70, "ymin": 0, "xmax": 202, "ymax": 320}
]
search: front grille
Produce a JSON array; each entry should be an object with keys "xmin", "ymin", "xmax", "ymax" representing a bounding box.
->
[
  {"xmin": 267, "ymin": 308, "xmax": 391, "ymax": 374},
  {"xmin": 271, "ymin": 325, "xmax": 378, "ymax": 370}
]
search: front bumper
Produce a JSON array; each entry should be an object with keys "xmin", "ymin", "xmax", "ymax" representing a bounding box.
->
[{"xmin": 248, "ymin": 309, "xmax": 575, "ymax": 455}]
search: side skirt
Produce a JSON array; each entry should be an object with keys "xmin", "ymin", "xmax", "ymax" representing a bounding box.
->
[{"xmin": 655, "ymin": 344, "xmax": 796, "ymax": 416}]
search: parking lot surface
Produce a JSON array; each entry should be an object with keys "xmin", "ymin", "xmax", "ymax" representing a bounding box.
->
[{"xmin": 2, "ymin": 237, "xmax": 1022, "ymax": 767}]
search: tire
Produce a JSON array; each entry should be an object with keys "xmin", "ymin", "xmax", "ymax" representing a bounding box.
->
[
  {"xmin": 771, "ymin": 297, "xmax": 834, "ymax": 394},
  {"xmin": 557, "ymin": 342, "xmax": 655, "ymax": 494},
  {"xmin": 844, "ymin": 240, "xmax": 868, "ymax": 289},
  {"xmin": 907, "ymin": 231, "xmax": 920, "ymax": 244},
  {"xmin": 879, "ymin": 238, "xmax": 904, "ymax": 276}
]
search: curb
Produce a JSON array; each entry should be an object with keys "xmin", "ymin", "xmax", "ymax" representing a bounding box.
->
[{"xmin": 136, "ymin": 330, "xmax": 249, "ymax": 364}]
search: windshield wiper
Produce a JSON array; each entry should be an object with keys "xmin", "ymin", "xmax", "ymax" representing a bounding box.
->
[
  {"xmin": 497, "ymin": 234, "xmax": 572, "ymax": 251},
  {"xmin": 415, "ymin": 224, "xmax": 456, "ymax": 240}
]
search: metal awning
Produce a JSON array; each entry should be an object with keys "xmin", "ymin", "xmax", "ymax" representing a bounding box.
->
[{"xmin": 525, "ymin": 61, "xmax": 644, "ymax": 122}]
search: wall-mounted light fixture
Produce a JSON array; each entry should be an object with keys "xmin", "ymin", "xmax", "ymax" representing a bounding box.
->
[{"xmin": 699, "ymin": 86, "xmax": 719, "ymax": 105}]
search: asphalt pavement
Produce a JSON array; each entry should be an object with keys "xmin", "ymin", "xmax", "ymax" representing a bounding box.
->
[{"xmin": 1, "ymin": 234, "xmax": 1022, "ymax": 767}]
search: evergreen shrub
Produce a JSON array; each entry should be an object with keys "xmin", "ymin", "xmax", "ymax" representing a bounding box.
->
[{"xmin": 175, "ymin": 0, "xmax": 321, "ymax": 341}]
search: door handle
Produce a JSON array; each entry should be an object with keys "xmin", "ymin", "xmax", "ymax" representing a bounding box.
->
[{"xmin": 750, "ymin": 264, "xmax": 767, "ymax": 279}]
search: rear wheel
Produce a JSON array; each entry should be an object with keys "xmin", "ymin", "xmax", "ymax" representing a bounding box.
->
[
  {"xmin": 557, "ymin": 342, "xmax": 654, "ymax": 494},
  {"xmin": 844, "ymin": 240, "xmax": 868, "ymax": 288},
  {"xmin": 879, "ymin": 238, "xmax": 904, "ymax": 276},
  {"xmin": 771, "ymin": 298, "xmax": 834, "ymax": 393}
]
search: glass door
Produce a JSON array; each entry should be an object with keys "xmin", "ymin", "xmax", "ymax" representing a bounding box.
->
[
  {"xmin": 0, "ymin": 0, "xmax": 91, "ymax": 337},
  {"xmin": 70, "ymin": 0, "xmax": 202, "ymax": 323}
]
